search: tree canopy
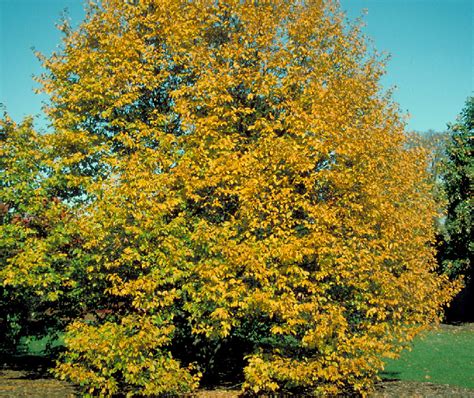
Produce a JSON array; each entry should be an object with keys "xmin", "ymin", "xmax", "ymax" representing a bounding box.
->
[
  {"xmin": 1, "ymin": 0, "xmax": 459, "ymax": 396},
  {"xmin": 437, "ymin": 97, "xmax": 473, "ymax": 322},
  {"xmin": 440, "ymin": 97, "xmax": 473, "ymax": 280}
]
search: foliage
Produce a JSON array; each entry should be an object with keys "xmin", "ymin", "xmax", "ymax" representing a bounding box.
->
[
  {"xmin": 55, "ymin": 316, "xmax": 200, "ymax": 396},
  {"xmin": 414, "ymin": 130, "xmax": 449, "ymax": 207},
  {"xmin": 0, "ymin": 114, "xmax": 106, "ymax": 354},
  {"xmin": 1, "ymin": 0, "xmax": 460, "ymax": 396},
  {"xmin": 0, "ymin": 115, "xmax": 65, "ymax": 351},
  {"xmin": 439, "ymin": 97, "xmax": 473, "ymax": 281}
]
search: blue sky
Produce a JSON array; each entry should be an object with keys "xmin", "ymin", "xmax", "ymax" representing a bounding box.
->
[{"xmin": 0, "ymin": 0, "xmax": 472, "ymax": 132}]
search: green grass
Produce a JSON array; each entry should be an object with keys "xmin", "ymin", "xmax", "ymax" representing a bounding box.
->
[
  {"xmin": 382, "ymin": 325, "xmax": 474, "ymax": 388},
  {"xmin": 18, "ymin": 333, "xmax": 64, "ymax": 356}
]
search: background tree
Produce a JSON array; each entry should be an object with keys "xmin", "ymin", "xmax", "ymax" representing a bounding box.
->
[
  {"xmin": 410, "ymin": 130, "xmax": 450, "ymax": 235},
  {"xmin": 0, "ymin": 115, "xmax": 47, "ymax": 352},
  {"xmin": 0, "ymin": 115, "xmax": 72, "ymax": 352},
  {"xmin": 2, "ymin": 0, "xmax": 459, "ymax": 395},
  {"xmin": 440, "ymin": 97, "xmax": 473, "ymax": 321},
  {"xmin": 0, "ymin": 113, "xmax": 102, "ymax": 356}
]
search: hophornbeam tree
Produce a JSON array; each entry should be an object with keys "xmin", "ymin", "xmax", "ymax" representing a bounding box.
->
[{"xmin": 2, "ymin": 0, "xmax": 459, "ymax": 395}]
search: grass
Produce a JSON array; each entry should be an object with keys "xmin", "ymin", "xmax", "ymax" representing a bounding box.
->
[
  {"xmin": 18, "ymin": 333, "xmax": 64, "ymax": 356},
  {"xmin": 382, "ymin": 324, "xmax": 474, "ymax": 388}
]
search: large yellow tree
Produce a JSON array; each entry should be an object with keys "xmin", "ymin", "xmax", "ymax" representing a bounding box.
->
[{"xmin": 12, "ymin": 0, "xmax": 458, "ymax": 395}]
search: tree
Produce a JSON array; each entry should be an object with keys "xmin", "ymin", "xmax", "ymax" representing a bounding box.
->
[
  {"xmin": 410, "ymin": 130, "xmax": 450, "ymax": 235},
  {"xmin": 0, "ymin": 115, "xmax": 47, "ymax": 352},
  {"xmin": 440, "ymin": 97, "xmax": 473, "ymax": 320},
  {"xmin": 0, "ymin": 115, "xmax": 78, "ymax": 352},
  {"xmin": 3, "ymin": 0, "xmax": 458, "ymax": 395}
]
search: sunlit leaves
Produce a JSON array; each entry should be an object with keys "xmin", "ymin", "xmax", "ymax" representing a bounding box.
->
[{"xmin": 8, "ymin": 0, "xmax": 460, "ymax": 395}]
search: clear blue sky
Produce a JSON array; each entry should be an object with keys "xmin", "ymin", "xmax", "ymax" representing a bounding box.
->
[{"xmin": 1, "ymin": 0, "xmax": 472, "ymax": 132}]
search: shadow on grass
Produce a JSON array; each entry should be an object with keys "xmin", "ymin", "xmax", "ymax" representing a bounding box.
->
[
  {"xmin": 379, "ymin": 371, "xmax": 402, "ymax": 382},
  {"xmin": 1, "ymin": 353, "xmax": 54, "ymax": 379}
]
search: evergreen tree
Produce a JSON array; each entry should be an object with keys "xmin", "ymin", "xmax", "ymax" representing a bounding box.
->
[
  {"xmin": 442, "ymin": 97, "xmax": 473, "ymax": 279},
  {"xmin": 440, "ymin": 97, "xmax": 473, "ymax": 321}
]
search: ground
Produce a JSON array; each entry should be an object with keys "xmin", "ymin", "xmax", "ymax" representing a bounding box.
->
[{"xmin": 1, "ymin": 372, "xmax": 474, "ymax": 398}]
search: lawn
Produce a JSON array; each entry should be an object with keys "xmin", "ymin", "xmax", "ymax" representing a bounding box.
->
[
  {"xmin": 18, "ymin": 333, "xmax": 64, "ymax": 356},
  {"xmin": 382, "ymin": 324, "xmax": 474, "ymax": 389}
]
